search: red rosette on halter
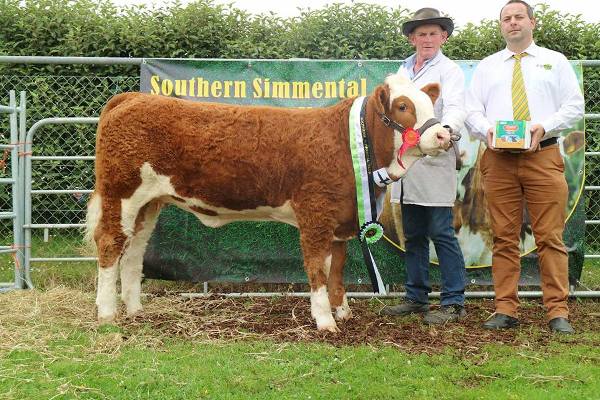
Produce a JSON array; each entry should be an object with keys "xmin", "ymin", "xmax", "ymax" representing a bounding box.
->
[{"xmin": 397, "ymin": 127, "xmax": 420, "ymax": 169}]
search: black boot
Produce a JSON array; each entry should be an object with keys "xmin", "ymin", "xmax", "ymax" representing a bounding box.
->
[
  {"xmin": 482, "ymin": 313, "xmax": 519, "ymax": 330},
  {"xmin": 549, "ymin": 317, "xmax": 574, "ymax": 334}
]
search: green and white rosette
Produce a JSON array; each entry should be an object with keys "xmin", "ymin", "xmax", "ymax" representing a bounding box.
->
[
  {"xmin": 359, "ymin": 221, "xmax": 384, "ymax": 244},
  {"xmin": 349, "ymin": 96, "xmax": 386, "ymax": 295}
]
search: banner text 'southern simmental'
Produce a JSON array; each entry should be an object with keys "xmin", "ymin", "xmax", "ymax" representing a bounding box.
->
[{"xmin": 150, "ymin": 76, "xmax": 368, "ymax": 99}]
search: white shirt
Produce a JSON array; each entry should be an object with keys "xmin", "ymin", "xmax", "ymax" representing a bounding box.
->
[
  {"xmin": 465, "ymin": 42, "xmax": 584, "ymax": 142},
  {"xmin": 401, "ymin": 51, "xmax": 466, "ymax": 132},
  {"xmin": 390, "ymin": 50, "xmax": 466, "ymax": 207},
  {"xmin": 403, "ymin": 52, "xmax": 436, "ymax": 80}
]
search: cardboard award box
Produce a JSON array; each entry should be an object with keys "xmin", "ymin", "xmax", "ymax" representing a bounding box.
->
[{"xmin": 493, "ymin": 120, "xmax": 531, "ymax": 150}]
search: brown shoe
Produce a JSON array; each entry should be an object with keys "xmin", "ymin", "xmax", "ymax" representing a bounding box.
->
[
  {"xmin": 380, "ymin": 300, "xmax": 429, "ymax": 316},
  {"xmin": 423, "ymin": 304, "xmax": 466, "ymax": 325}
]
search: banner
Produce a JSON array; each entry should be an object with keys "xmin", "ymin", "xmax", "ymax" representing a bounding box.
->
[{"xmin": 140, "ymin": 59, "xmax": 585, "ymax": 286}]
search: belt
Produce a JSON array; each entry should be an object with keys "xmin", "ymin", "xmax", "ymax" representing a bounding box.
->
[{"xmin": 539, "ymin": 136, "xmax": 558, "ymax": 148}]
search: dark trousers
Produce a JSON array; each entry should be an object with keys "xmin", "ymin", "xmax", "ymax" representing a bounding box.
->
[{"xmin": 401, "ymin": 203, "xmax": 466, "ymax": 306}]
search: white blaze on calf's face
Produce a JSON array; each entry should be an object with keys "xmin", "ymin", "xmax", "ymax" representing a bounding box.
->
[{"xmin": 384, "ymin": 74, "xmax": 448, "ymax": 155}]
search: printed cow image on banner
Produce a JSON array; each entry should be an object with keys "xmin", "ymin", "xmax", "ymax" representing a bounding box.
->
[
  {"xmin": 380, "ymin": 62, "xmax": 586, "ymax": 271},
  {"xmin": 139, "ymin": 59, "xmax": 586, "ymax": 286}
]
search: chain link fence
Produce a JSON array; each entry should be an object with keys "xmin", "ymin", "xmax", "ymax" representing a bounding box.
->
[
  {"xmin": 1, "ymin": 61, "xmax": 599, "ymax": 281},
  {"xmin": 0, "ymin": 75, "xmax": 138, "ymax": 268},
  {"xmin": 583, "ymin": 63, "xmax": 600, "ymax": 258}
]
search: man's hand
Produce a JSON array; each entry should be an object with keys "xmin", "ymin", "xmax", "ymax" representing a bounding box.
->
[
  {"xmin": 525, "ymin": 124, "xmax": 545, "ymax": 153},
  {"xmin": 441, "ymin": 126, "xmax": 453, "ymax": 151},
  {"xmin": 486, "ymin": 127, "xmax": 503, "ymax": 152},
  {"xmin": 437, "ymin": 126, "xmax": 452, "ymax": 151},
  {"xmin": 388, "ymin": 170, "xmax": 401, "ymax": 181}
]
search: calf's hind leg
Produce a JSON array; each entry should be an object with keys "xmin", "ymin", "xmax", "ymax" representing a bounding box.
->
[
  {"xmin": 120, "ymin": 200, "xmax": 162, "ymax": 317},
  {"xmin": 95, "ymin": 198, "xmax": 127, "ymax": 323}
]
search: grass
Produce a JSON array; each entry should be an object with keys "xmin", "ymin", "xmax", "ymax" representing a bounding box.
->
[
  {"xmin": 3, "ymin": 337, "xmax": 599, "ymax": 399},
  {"xmin": 1, "ymin": 236, "xmax": 599, "ymax": 399},
  {"xmin": 580, "ymin": 259, "xmax": 600, "ymax": 289},
  {"xmin": 1, "ymin": 288, "xmax": 599, "ymax": 400}
]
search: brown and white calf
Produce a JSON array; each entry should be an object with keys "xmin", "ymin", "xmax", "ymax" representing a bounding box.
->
[{"xmin": 86, "ymin": 74, "xmax": 450, "ymax": 332}]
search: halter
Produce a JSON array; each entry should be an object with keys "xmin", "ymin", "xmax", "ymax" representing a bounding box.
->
[{"xmin": 377, "ymin": 111, "xmax": 440, "ymax": 169}]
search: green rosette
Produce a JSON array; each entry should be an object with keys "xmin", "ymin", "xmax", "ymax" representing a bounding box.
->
[{"xmin": 359, "ymin": 221, "xmax": 384, "ymax": 244}]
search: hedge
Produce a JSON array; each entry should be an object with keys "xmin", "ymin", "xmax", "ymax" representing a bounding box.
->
[{"xmin": 1, "ymin": 0, "xmax": 599, "ymax": 75}]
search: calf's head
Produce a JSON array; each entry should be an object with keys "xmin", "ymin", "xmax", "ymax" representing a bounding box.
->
[{"xmin": 373, "ymin": 74, "xmax": 451, "ymax": 177}]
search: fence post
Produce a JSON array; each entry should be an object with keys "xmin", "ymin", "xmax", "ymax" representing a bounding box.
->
[
  {"xmin": 18, "ymin": 91, "xmax": 32, "ymax": 288},
  {"xmin": 0, "ymin": 91, "xmax": 25, "ymax": 290}
]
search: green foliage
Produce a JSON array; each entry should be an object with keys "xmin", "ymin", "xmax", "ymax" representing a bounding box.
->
[
  {"xmin": 533, "ymin": 4, "xmax": 599, "ymax": 60},
  {"xmin": 280, "ymin": 4, "xmax": 412, "ymax": 59},
  {"xmin": 2, "ymin": 0, "xmax": 598, "ymax": 75},
  {"xmin": 220, "ymin": 13, "xmax": 289, "ymax": 59},
  {"xmin": 443, "ymin": 21, "xmax": 505, "ymax": 60}
]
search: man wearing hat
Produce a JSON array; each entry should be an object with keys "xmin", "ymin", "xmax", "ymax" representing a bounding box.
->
[{"xmin": 381, "ymin": 8, "xmax": 467, "ymax": 324}]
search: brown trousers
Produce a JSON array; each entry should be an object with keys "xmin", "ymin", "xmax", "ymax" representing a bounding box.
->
[{"xmin": 480, "ymin": 144, "xmax": 569, "ymax": 320}]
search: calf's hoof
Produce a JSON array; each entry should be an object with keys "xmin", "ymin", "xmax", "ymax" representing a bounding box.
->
[
  {"xmin": 125, "ymin": 304, "xmax": 143, "ymax": 318},
  {"xmin": 334, "ymin": 298, "xmax": 352, "ymax": 321},
  {"xmin": 97, "ymin": 313, "xmax": 117, "ymax": 325},
  {"xmin": 335, "ymin": 307, "xmax": 352, "ymax": 321},
  {"xmin": 96, "ymin": 302, "xmax": 117, "ymax": 324},
  {"xmin": 316, "ymin": 316, "xmax": 340, "ymax": 333},
  {"xmin": 317, "ymin": 324, "xmax": 340, "ymax": 333}
]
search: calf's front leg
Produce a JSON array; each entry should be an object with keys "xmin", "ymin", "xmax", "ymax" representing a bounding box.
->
[{"xmin": 328, "ymin": 240, "xmax": 352, "ymax": 321}]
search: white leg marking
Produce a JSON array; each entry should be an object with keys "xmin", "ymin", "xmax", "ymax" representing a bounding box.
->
[
  {"xmin": 120, "ymin": 242, "xmax": 145, "ymax": 317},
  {"xmin": 96, "ymin": 263, "xmax": 119, "ymax": 323},
  {"xmin": 120, "ymin": 205, "xmax": 160, "ymax": 317},
  {"xmin": 310, "ymin": 286, "xmax": 338, "ymax": 332},
  {"xmin": 323, "ymin": 254, "xmax": 332, "ymax": 278},
  {"xmin": 121, "ymin": 163, "xmax": 173, "ymax": 236},
  {"xmin": 335, "ymin": 295, "xmax": 352, "ymax": 321}
]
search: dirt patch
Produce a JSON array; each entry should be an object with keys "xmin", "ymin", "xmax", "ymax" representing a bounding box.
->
[
  {"xmin": 124, "ymin": 294, "xmax": 600, "ymax": 354},
  {"xmin": 2, "ymin": 288, "xmax": 598, "ymax": 356}
]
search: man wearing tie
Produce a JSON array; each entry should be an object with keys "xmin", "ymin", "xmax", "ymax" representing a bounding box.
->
[{"xmin": 465, "ymin": 0, "xmax": 584, "ymax": 333}]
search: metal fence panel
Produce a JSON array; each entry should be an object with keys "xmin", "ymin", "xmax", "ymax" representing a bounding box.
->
[{"xmin": 0, "ymin": 75, "xmax": 139, "ymax": 262}]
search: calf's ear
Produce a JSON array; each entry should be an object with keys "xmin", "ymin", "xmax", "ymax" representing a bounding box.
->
[
  {"xmin": 420, "ymin": 83, "xmax": 440, "ymax": 105},
  {"xmin": 373, "ymin": 84, "xmax": 391, "ymax": 114}
]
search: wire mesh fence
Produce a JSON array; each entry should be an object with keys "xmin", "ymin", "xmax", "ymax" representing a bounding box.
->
[
  {"xmin": 0, "ymin": 75, "xmax": 138, "ymax": 260},
  {"xmin": 0, "ymin": 64, "xmax": 599, "ymax": 268},
  {"xmin": 583, "ymin": 62, "xmax": 600, "ymax": 256}
]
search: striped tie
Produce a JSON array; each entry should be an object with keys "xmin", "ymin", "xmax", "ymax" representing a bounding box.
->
[{"xmin": 512, "ymin": 52, "xmax": 530, "ymax": 121}]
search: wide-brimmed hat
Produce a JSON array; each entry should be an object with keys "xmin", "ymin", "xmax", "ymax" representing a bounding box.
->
[{"xmin": 402, "ymin": 8, "xmax": 454, "ymax": 37}]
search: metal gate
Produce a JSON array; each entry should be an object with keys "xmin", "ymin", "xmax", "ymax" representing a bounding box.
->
[{"xmin": 0, "ymin": 91, "xmax": 28, "ymax": 291}]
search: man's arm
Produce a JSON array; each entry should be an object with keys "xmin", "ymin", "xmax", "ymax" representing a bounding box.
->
[
  {"xmin": 440, "ymin": 63, "xmax": 466, "ymax": 132},
  {"xmin": 539, "ymin": 57, "xmax": 585, "ymax": 138},
  {"xmin": 465, "ymin": 62, "xmax": 493, "ymax": 142}
]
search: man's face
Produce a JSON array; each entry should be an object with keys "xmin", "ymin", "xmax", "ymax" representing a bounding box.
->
[
  {"xmin": 500, "ymin": 3, "xmax": 535, "ymax": 44},
  {"xmin": 409, "ymin": 24, "xmax": 447, "ymax": 60}
]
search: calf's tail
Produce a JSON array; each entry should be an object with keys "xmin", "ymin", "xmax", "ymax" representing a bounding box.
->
[{"xmin": 83, "ymin": 192, "xmax": 101, "ymax": 255}]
